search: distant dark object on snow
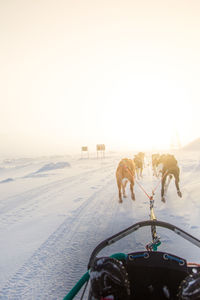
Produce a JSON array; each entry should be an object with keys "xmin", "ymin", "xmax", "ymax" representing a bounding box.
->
[
  {"xmin": 182, "ymin": 137, "xmax": 200, "ymax": 151},
  {"xmin": 0, "ymin": 178, "xmax": 14, "ymax": 184},
  {"xmin": 36, "ymin": 162, "xmax": 71, "ymax": 173}
]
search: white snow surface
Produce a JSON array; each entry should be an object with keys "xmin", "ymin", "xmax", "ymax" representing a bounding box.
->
[{"xmin": 0, "ymin": 150, "xmax": 200, "ymax": 299}]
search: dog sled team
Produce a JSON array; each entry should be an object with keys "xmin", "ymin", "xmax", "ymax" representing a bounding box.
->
[
  {"xmin": 116, "ymin": 152, "xmax": 182, "ymax": 203},
  {"xmin": 65, "ymin": 151, "xmax": 200, "ymax": 300}
]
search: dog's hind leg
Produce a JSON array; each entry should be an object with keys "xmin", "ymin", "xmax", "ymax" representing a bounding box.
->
[
  {"xmin": 140, "ymin": 167, "xmax": 143, "ymax": 178},
  {"xmin": 165, "ymin": 174, "xmax": 172, "ymax": 193},
  {"xmin": 135, "ymin": 168, "xmax": 139, "ymax": 180},
  {"xmin": 161, "ymin": 172, "xmax": 167, "ymax": 202},
  {"xmin": 153, "ymin": 166, "xmax": 156, "ymax": 177},
  {"xmin": 174, "ymin": 169, "xmax": 182, "ymax": 197},
  {"xmin": 154, "ymin": 166, "xmax": 159, "ymax": 177},
  {"xmin": 130, "ymin": 180, "xmax": 135, "ymax": 201},
  {"xmin": 122, "ymin": 179, "xmax": 128, "ymax": 198},
  {"xmin": 117, "ymin": 179, "xmax": 123, "ymax": 203}
]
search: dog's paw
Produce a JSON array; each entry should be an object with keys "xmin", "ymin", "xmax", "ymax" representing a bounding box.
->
[
  {"xmin": 119, "ymin": 199, "xmax": 123, "ymax": 203},
  {"xmin": 161, "ymin": 196, "xmax": 166, "ymax": 203},
  {"xmin": 177, "ymin": 190, "xmax": 182, "ymax": 198}
]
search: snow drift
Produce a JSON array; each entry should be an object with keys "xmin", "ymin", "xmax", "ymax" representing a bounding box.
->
[
  {"xmin": 182, "ymin": 137, "xmax": 200, "ymax": 151},
  {"xmin": 36, "ymin": 162, "xmax": 71, "ymax": 173}
]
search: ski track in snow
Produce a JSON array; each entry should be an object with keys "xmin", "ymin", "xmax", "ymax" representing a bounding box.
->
[
  {"xmin": 0, "ymin": 181, "xmax": 123, "ymax": 298},
  {"xmin": 0, "ymin": 163, "xmax": 117, "ymax": 232},
  {"xmin": 0, "ymin": 159, "xmax": 121, "ymax": 299},
  {"xmin": 0, "ymin": 153, "xmax": 200, "ymax": 299}
]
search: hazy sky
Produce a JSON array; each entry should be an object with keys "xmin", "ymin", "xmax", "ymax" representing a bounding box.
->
[{"xmin": 1, "ymin": 0, "xmax": 200, "ymax": 156}]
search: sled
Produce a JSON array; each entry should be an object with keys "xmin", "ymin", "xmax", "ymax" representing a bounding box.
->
[{"xmin": 63, "ymin": 219, "xmax": 200, "ymax": 300}]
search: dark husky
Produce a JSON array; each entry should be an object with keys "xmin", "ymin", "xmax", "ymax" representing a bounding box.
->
[{"xmin": 158, "ymin": 154, "xmax": 182, "ymax": 202}]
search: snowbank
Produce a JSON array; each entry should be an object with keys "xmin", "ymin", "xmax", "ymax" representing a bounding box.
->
[
  {"xmin": 36, "ymin": 162, "xmax": 71, "ymax": 173},
  {"xmin": 0, "ymin": 178, "xmax": 14, "ymax": 184}
]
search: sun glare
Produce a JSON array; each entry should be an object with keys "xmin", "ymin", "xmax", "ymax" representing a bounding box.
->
[{"xmin": 98, "ymin": 79, "xmax": 186, "ymax": 151}]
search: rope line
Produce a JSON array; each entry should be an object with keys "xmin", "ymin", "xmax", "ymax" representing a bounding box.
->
[
  {"xmin": 122, "ymin": 159, "xmax": 169, "ymax": 252},
  {"xmin": 135, "ymin": 179, "xmax": 152, "ymax": 200}
]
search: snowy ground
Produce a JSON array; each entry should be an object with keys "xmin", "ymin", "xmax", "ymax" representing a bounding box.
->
[{"xmin": 0, "ymin": 150, "xmax": 200, "ymax": 299}]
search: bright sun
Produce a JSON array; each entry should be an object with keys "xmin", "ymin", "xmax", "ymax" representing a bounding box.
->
[{"xmin": 99, "ymin": 86, "xmax": 187, "ymax": 151}]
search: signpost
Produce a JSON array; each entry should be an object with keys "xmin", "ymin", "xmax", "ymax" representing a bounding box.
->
[
  {"xmin": 96, "ymin": 144, "xmax": 105, "ymax": 158},
  {"xmin": 81, "ymin": 146, "xmax": 89, "ymax": 158}
]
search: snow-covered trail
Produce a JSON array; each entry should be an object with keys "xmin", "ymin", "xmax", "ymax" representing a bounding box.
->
[
  {"xmin": 0, "ymin": 152, "xmax": 200, "ymax": 299},
  {"xmin": 0, "ymin": 159, "xmax": 115, "ymax": 286}
]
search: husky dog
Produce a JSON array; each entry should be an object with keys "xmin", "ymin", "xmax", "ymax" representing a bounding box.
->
[
  {"xmin": 134, "ymin": 153, "xmax": 144, "ymax": 179},
  {"xmin": 152, "ymin": 153, "xmax": 161, "ymax": 177},
  {"xmin": 116, "ymin": 158, "xmax": 136, "ymax": 203},
  {"xmin": 158, "ymin": 154, "xmax": 182, "ymax": 202}
]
